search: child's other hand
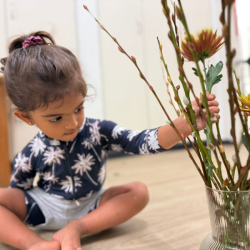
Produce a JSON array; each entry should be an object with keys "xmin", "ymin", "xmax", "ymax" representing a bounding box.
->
[{"xmin": 191, "ymin": 92, "xmax": 220, "ymax": 131}]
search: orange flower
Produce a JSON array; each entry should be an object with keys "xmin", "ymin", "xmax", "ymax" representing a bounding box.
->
[
  {"xmin": 238, "ymin": 94, "xmax": 250, "ymax": 116},
  {"xmin": 181, "ymin": 29, "xmax": 224, "ymax": 62}
]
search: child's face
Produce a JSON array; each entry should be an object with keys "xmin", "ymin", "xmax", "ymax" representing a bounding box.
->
[{"xmin": 29, "ymin": 93, "xmax": 85, "ymax": 141}]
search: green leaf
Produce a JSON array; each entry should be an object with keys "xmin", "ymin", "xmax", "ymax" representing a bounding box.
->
[
  {"xmin": 206, "ymin": 61, "xmax": 223, "ymax": 93},
  {"xmin": 192, "ymin": 67, "xmax": 198, "ymax": 76},
  {"xmin": 242, "ymin": 134, "xmax": 249, "ymax": 150}
]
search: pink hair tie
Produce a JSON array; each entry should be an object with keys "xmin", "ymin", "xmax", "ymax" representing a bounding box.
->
[{"xmin": 22, "ymin": 36, "xmax": 43, "ymax": 48}]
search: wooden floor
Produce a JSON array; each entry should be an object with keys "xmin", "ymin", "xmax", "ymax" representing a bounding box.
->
[{"xmin": 0, "ymin": 145, "xmax": 245, "ymax": 250}]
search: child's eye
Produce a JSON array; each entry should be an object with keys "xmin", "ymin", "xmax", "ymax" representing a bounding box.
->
[
  {"xmin": 75, "ymin": 106, "xmax": 83, "ymax": 113},
  {"xmin": 49, "ymin": 116, "xmax": 62, "ymax": 122}
]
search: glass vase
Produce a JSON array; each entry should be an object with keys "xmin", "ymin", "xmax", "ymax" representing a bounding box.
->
[{"xmin": 200, "ymin": 186, "xmax": 250, "ymax": 250}]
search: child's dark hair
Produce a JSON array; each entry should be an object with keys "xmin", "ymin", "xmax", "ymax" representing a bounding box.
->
[{"xmin": 0, "ymin": 31, "xmax": 87, "ymax": 112}]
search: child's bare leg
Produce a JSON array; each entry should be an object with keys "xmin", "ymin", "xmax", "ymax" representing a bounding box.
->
[
  {"xmin": 53, "ymin": 181, "xmax": 149, "ymax": 250},
  {"xmin": 0, "ymin": 188, "xmax": 60, "ymax": 250}
]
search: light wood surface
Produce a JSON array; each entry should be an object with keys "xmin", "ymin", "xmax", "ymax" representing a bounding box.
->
[{"xmin": 0, "ymin": 145, "xmax": 245, "ymax": 250}]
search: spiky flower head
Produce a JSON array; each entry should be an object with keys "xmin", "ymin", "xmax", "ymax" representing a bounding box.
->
[
  {"xmin": 237, "ymin": 93, "xmax": 250, "ymax": 116},
  {"xmin": 181, "ymin": 29, "xmax": 224, "ymax": 62}
]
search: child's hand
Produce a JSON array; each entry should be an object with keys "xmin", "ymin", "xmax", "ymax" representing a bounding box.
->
[
  {"xmin": 157, "ymin": 92, "xmax": 220, "ymax": 149},
  {"xmin": 191, "ymin": 92, "xmax": 220, "ymax": 131}
]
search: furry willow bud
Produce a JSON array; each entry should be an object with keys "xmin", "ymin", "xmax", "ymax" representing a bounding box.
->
[
  {"xmin": 208, "ymin": 143, "xmax": 215, "ymax": 151},
  {"xmin": 232, "ymin": 155, "xmax": 237, "ymax": 163},
  {"xmin": 83, "ymin": 5, "xmax": 88, "ymax": 10},
  {"xmin": 131, "ymin": 56, "xmax": 136, "ymax": 63},
  {"xmin": 175, "ymin": 6, "xmax": 183, "ymax": 21},
  {"xmin": 118, "ymin": 46, "xmax": 125, "ymax": 53},
  {"xmin": 183, "ymin": 96, "xmax": 189, "ymax": 106},
  {"xmin": 219, "ymin": 145, "xmax": 225, "ymax": 153},
  {"xmin": 210, "ymin": 116, "xmax": 217, "ymax": 122},
  {"xmin": 166, "ymin": 119, "xmax": 171, "ymax": 125}
]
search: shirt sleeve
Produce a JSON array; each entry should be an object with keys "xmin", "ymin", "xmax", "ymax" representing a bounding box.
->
[
  {"xmin": 99, "ymin": 120, "xmax": 167, "ymax": 155},
  {"xmin": 9, "ymin": 135, "xmax": 43, "ymax": 190}
]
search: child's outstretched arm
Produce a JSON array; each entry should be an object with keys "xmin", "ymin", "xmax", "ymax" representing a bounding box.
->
[{"xmin": 158, "ymin": 92, "xmax": 220, "ymax": 150}]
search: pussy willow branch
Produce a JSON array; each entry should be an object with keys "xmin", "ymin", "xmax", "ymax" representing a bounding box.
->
[
  {"xmin": 174, "ymin": 0, "xmax": 235, "ymax": 187},
  {"xmin": 162, "ymin": 0, "xmax": 230, "ymax": 187},
  {"xmin": 221, "ymin": 0, "xmax": 242, "ymax": 174},
  {"xmin": 220, "ymin": 0, "xmax": 250, "ymax": 191},
  {"xmin": 158, "ymin": 38, "xmax": 211, "ymax": 179},
  {"xmin": 82, "ymin": 5, "xmax": 209, "ymax": 186},
  {"xmin": 176, "ymin": 0, "xmax": 213, "ymax": 130},
  {"xmin": 158, "ymin": 40, "xmax": 224, "ymax": 188},
  {"xmin": 161, "ymin": 3, "xmax": 208, "ymax": 155},
  {"xmin": 202, "ymin": 60, "xmax": 224, "ymax": 183},
  {"xmin": 160, "ymin": 48, "xmax": 209, "ymax": 180},
  {"xmin": 160, "ymin": 58, "xmax": 179, "ymax": 117}
]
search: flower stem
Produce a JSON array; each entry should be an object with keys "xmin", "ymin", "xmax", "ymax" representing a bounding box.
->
[{"xmin": 83, "ymin": 5, "xmax": 209, "ymax": 186}]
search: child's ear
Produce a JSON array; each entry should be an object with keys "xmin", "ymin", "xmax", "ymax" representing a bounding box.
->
[{"xmin": 13, "ymin": 110, "xmax": 34, "ymax": 126}]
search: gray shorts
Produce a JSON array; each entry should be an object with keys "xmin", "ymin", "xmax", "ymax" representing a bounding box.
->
[{"xmin": 27, "ymin": 187, "xmax": 105, "ymax": 230}]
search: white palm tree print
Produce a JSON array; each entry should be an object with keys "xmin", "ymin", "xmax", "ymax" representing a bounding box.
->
[
  {"xmin": 28, "ymin": 137, "xmax": 46, "ymax": 170},
  {"xmin": 111, "ymin": 144, "xmax": 123, "ymax": 152},
  {"xmin": 42, "ymin": 172, "xmax": 59, "ymax": 184},
  {"xmin": 98, "ymin": 165, "xmax": 106, "ymax": 184},
  {"xmin": 127, "ymin": 130, "xmax": 140, "ymax": 141},
  {"xmin": 43, "ymin": 147, "xmax": 65, "ymax": 176},
  {"xmin": 111, "ymin": 125, "xmax": 125, "ymax": 139},
  {"xmin": 60, "ymin": 176, "xmax": 82, "ymax": 193},
  {"xmin": 82, "ymin": 139, "xmax": 101, "ymax": 162},
  {"xmin": 29, "ymin": 137, "xmax": 46, "ymax": 157},
  {"xmin": 43, "ymin": 147, "xmax": 65, "ymax": 165},
  {"xmin": 146, "ymin": 129, "xmax": 160, "ymax": 151},
  {"xmin": 42, "ymin": 171, "xmax": 60, "ymax": 192},
  {"xmin": 13, "ymin": 153, "xmax": 31, "ymax": 178},
  {"xmin": 89, "ymin": 120, "xmax": 102, "ymax": 145},
  {"xmin": 17, "ymin": 178, "xmax": 34, "ymax": 190},
  {"xmin": 69, "ymin": 140, "xmax": 76, "ymax": 153},
  {"xmin": 39, "ymin": 131, "xmax": 45, "ymax": 138},
  {"xmin": 82, "ymin": 140, "xmax": 92, "ymax": 149},
  {"xmin": 72, "ymin": 153, "xmax": 98, "ymax": 185},
  {"xmin": 101, "ymin": 150, "xmax": 108, "ymax": 160},
  {"xmin": 139, "ymin": 143, "xmax": 150, "ymax": 155}
]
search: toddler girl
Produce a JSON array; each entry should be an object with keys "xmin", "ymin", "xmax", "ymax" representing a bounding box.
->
[{"xmin": 0, "ymin": 31, "xmax": 220, "ymax": 250}]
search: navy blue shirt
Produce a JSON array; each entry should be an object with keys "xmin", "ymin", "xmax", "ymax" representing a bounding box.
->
[{"xmin": 10, "ymin": 118, "xmax": 167, "ymax": 200}]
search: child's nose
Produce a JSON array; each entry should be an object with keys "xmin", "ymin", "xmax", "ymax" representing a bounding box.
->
[{"xmin": 65, "ymin": 115, "xmax": 78, "ymax": 130}]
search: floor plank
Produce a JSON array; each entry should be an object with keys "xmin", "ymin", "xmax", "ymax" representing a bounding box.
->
[{"xmin": 0, "ymin": 145, "xmax": 246, "ymax": 250}]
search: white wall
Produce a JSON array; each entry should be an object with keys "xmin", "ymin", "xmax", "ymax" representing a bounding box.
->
[
  {"xmin": 97, "ymin": 0, "xmax": 241, "ymax": 141},
  {"xmin": 0, "ymin": 0, "xmax": 244, "ymax": 160},
  {"xmin": 1, "ymin": 0, "xmax": 79, "ymax": 159},
  {"xmin": 75, "ymin": 0, "xmax": 104, "ymax": 120}
]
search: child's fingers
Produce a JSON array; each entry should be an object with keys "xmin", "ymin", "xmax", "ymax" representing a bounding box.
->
[
  {"xmin": 203, "ymin": 106, "xmax": 220, "ymax": 113},
  {"xmin": 205, "ymin": 113, "xmax": 220, "ymax": 122},
  {"xmin": 206, "ymin": 92, "xmax": 216, "ymax": 100},
  {"xmin": 207, "ymin": 100, "xmax": 219, "ymax": 107},
  {"xmin": 202, "ymin": 107, "xmax": 220, "ymax": 117},
  {"xmin": 192, "ymin": 106, "xmax": 200, "ymax": 117}
]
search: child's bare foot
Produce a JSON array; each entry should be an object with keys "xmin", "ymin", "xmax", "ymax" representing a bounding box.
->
[
  {"xmin": 53, "ymin": 220, "xmax": 83, "ymax": 250},
  {"xmin": 28, "ymin": 240, "xmax": 60, "ymax": 250}
]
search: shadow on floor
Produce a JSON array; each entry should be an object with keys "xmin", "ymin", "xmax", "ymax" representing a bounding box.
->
[
  {"xmin": 81, "ymin": 218, "xmax": 148, "ymax": 246},
  {"xmin": 0, "ymin": 218, "xmax": 147, "ymax": 250}
]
